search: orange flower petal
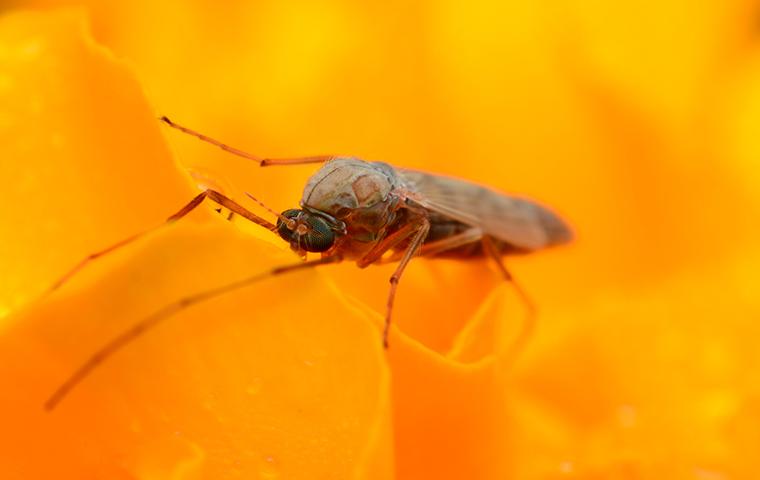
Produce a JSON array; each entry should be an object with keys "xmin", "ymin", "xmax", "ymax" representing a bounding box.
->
[
  {"xmin": 5, "ymin": 3, "xmax": 760, "ymax": 479},
  {"xmin": 0, "ymin": 9, "xmax": 202, "ymax": 322},
  {"xmin": 510, "ymin": 249, "xmax": 760, "ymax": 478}
]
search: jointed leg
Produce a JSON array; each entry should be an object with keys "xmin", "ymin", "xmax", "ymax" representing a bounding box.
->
[
  {"xmin": 48, "ymin": 190, "xmax": 276, "ymax": 294},
  {"xmin": 161, "ymin": 117, "xmax": 334, "ymax": 166},
  {"xmin": 192, "ymin": 190, "xmax": 276, "ymax": 231},
  {"xmin": 382, "ymin": 219, "xmax": 430, "ymax": 348},
  {"xmin": 44, "ymin": 254, "xmax": 341, "ymax": 411},
  {"xmin": 481, "ymin": 235, "xmax": 537, "ymax": 360},
  {"xmin": 381, "ymin": 228, "xmax": 483, "ymax": 263},
  {"xmin": 356, "ymin": 219, "xmax": 425, "ymax": 268}
]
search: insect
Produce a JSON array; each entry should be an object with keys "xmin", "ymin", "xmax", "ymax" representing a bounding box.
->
[{"xmin": 43, "ymin": 117, "xmax": 573, "ymax": 410}]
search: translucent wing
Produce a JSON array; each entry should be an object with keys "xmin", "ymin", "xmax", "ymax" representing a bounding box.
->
[{"xmin": 399, "ymin": 169, "xmax": 573, "ymax": 251}]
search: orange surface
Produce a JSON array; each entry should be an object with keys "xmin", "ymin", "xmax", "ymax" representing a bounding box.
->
[{"xmin": 1, "ymin": 4, "xmax": 759, "ymax": 479}]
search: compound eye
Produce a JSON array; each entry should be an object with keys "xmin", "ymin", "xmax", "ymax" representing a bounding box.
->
[
  {"xmin": 302, "ymin": 216, "xmax": 335, "ymax": 252},
  {"xmin": 276, "ymin": 209, "xmax": 301, "ymax": 241}
]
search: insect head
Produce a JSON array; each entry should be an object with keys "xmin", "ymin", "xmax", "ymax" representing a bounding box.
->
[{"xmin": 276, "ymin": 209, "xmax": 342, "ymax": 253}]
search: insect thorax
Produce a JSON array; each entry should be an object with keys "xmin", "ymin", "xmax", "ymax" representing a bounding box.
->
[{"xmin": 301, "ymin": 157, "xmax": 400, "ymax": 216}]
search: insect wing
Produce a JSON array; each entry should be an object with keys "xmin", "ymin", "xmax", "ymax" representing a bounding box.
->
[{"xmin": 399, "ymin": 169, "xmax": 573, "ymax": 251}]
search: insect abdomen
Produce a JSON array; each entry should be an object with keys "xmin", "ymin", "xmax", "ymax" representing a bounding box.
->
[
  {"xmin": 423, "ymin": 215, "xmax": 523, "ymax": 258},
  {"xmin": 384, "ymin": 211, "xmax": 519, "ymax": 258}
]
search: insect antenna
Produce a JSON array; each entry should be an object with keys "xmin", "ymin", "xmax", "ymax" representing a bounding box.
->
[
  {"xmin": 44, "ymin": 255, "xmax": 341, "ymax": 411},
  {"xmin": 244, "ymin": 191, "xmax": 296, "ymax": 230}
]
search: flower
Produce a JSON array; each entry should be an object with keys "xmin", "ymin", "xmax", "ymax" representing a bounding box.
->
[{"xmin": 1, "ymin": 4, "xmax": 760, "ymax": 479}]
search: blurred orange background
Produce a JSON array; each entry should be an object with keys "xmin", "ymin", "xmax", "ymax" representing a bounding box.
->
[{"xmin": 1, "ymin": 1, "xmax": 759, "ymax": 479}]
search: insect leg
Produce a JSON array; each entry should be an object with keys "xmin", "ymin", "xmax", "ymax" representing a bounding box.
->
[
  {"xmin": 481, "ymin": 235, "xmax": 537, "ymax": 360},
  {"xmin": 47, "ymin": 190, "xmax": 276, "ymax": 295},
  {"xmin": 161, "ymin": 117, "xmax": 334, "ymax": 166},
  {"xmin": 355, "ymin": 219, "xmax": 426, "ymax": 268},
  {"xmin": 44, "ymin": 254, "xmax": 341, "ymax": 411},
  {"xmin": 381, "ymin": 227, "xmax": 483, "ymax": 263},
  {"xmin": 382, "ymin": 219, "xmax": 430, "ymax": 348}
]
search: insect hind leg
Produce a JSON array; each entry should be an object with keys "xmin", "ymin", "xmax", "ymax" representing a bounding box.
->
[{"xmin": 481, "ymin": 235, "xmax": 537, "ymax": 362}]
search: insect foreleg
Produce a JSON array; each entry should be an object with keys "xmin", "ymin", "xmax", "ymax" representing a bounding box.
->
[
  {"xmin": 44, "ymin": 254, "xmax": 341, "ymax": 411},
  {"xmin": 160, "ymin": 117, "xmax": 334, "ymax": 167},
  {"xmin": 481, "ymin": 235, "xmax": 537, "ymax": 362},
  {"xmin": 47, "ymin": 190, "xmax": 276, "ymax": 295},
  {"xmin": 382, "ymin": 218, "xmax": 430, "ymax": 348}
]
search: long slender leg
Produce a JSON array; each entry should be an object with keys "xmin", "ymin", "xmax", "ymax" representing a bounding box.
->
[
  {"xmin": 161, "ymin": 117, "xmax": 334, "ymax": 166},
  {"xmin": 44, "ymin": 255, "xmax": 341, "ymax": 411},
  {"xmin": 382, "ymin": 219, "xmax": 430, "ymax": 348},
  {"xmin": 481, "ymin": 235, "xmax": 537, "ymax": 360},
  {"xmin": 47, "ymin": 190, "xmax": 276, "ymax": 295}
]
